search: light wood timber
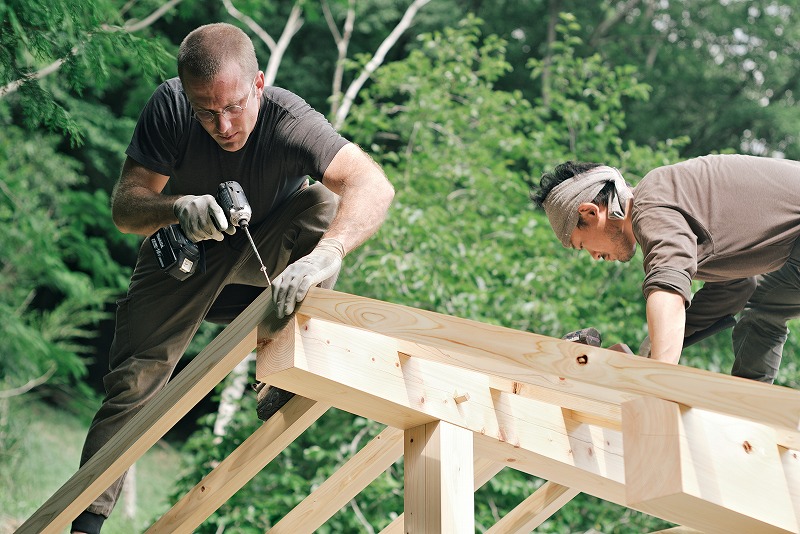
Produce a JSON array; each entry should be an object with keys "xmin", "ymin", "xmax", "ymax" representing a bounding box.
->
[
  {"xmin": 380, "ymin": 456, "xmax": 506, "ymax": 534},
  {"xmin": 292, "ymin": 288, "xmax": 800, "ymax": 437},
  {"xmin": 503, "ymin": 379, "xmax": 622, "ymax": 431},
  {"xmin": 23, "ymin": 285, "xmax": 800, "ymax": 534},
  {"xmin": 385, "ymin": 325, "xmax": 636, "ymax": 410},
  {"xmin": 648, "ymin": 528, "xmax": 704, "ymax": 534},
  {"xmin": 473, "ymin": 435, "xmax": 717, "ymax": 530},
  {"xmin": 780, "ymin": 446, "xmax": 800, "ymax": 524},
  {"xmin": 257, "ymin": 315, "xmax": 627, "ymax": 503},
  {"xmin": 269, "ymin": 426, "xmax": 403, "ymax": 533},
  {"xmin": 17, "ymin": 288, "xmax": 277, "ymax": 534},
  {"xmin": 404, "ymin": 421, "xmax": 474, "ymax": 533},
  {"xmin": 622, "ymin": 396, "xmax": 798, "ymax": 533},
  {"xmin": 147, "ymin": 396, "xmax": 328, "ymax": 534},
  {"xmin": 485, "ymin": 481, "xmax": 579, "ymax": 533}
]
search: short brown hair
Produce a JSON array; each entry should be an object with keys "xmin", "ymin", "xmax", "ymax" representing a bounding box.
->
[{"xmin": 177, "ymin": 23, "xmax": 258, "ymax": 82}]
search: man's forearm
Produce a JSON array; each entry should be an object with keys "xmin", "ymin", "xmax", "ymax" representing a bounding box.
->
[
  {"xmin": 322, "ymin": 180, "xmax": 393, "ymax": 253},
  {"xmin": 112, "ymin": 182, "xmax": 180, "ymax": 236},
  {"xmin": 646, "ymin": 289, "xmax": 686, "ymax": 364},
  {"xmin": 317, "ymin": 143, "xmax": 394, "ymax": 254}
]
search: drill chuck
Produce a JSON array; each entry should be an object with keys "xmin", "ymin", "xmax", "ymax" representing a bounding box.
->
[{"xmin": 217, "ymin": 181, "xmax": 252, "ymax": 228}]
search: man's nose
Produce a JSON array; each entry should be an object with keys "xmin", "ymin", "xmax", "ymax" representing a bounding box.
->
[
  {"xmin": 588, "ymin": 250, "xmax": 603, "ymax": 261},
  {"xmin": 215, "ymin": 114, "xmax": 233, "ymax": 132}
]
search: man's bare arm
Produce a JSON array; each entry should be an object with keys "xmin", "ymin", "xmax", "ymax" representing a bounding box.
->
[
  {"xmin": 646, "ymin": 289, "xmax": 686, "ymax": 364},
  {"xmin": 319, "ymin": 143, "xmax": 395, "ymax": 253},
  {"xmin": 111, "ymin": 157, "xmax": 179, "ymax": 235}
]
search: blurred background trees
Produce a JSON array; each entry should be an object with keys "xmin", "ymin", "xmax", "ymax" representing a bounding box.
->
[{"xmin": 2, "ymin": 0, "xmax": 798, "ymax": 532}]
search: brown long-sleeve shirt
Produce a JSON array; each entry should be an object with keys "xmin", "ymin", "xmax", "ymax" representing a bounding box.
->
[{"xmin": 631, "ymin": 154, "xmax": 800, "ymax": 336}]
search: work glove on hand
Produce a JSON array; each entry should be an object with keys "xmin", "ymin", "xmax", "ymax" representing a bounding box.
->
[
  {"xmin": 173, "ymin": 195, "xmax": 235, "ymax": 242},
  {"xmin": 273, "ymin": 238, "xmax": 345, "ymax": 319}
]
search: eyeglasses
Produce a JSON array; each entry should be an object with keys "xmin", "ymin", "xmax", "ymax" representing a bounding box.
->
[{"xmin": 192, "ymin": 81, "xmax": 256, "ymax": 123}]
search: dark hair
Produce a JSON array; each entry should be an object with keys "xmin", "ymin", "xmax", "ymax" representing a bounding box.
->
[{"xmin": 530, "ymin": 161, "xmax": 615, "ymax": 210}]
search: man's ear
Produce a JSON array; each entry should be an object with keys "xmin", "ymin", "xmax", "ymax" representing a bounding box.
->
[{"xmin": 577, "ymin": 202, "xmax": 600, "ymax": 221}]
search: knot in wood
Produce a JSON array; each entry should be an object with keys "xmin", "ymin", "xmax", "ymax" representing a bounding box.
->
[
  {"xmin": 576, "ymin": 354, "xmax": 589, "ymax": 365},
  {"xmin": 742, "ymin": 441, "xmax": 753, "ymax": 454}
]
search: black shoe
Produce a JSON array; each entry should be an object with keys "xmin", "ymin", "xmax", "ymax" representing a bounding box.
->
[{"xmin": 256, "ymin": 384, "xmax": 296, "ymax": 421}]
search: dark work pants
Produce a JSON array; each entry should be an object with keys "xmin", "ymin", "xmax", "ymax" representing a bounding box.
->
[
  {"xmin": 732, "ymin": 238, "xmax": 800, "ymax": 383},
  {"xmin": 79, "ymin": 182, "xmax": 339, "ymax": 518}
]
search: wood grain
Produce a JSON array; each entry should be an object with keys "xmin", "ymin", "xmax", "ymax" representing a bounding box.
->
[
  {"xmin": 404, "ymin": 421, "xmax": 474, "ymax": 533},
  {"xmin": 622, "ymin": 396, "xmax": 798, "ymax": 533},
  {"xmin": 295, "ymin": 288, "xmax": 800, "ymax": 437}
]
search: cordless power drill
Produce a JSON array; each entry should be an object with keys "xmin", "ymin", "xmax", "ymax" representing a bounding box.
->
[{"xmin": 150, "ymin": 181, "xmax": 271, "ymax": 284}]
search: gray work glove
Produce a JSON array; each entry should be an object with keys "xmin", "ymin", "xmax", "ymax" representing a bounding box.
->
[
  {"xmin": 273, "ymin": 238, "xmax": 345, "ymax": 318},
  {"xmin": 173, "ymin": 194, "xmax": 234, "ymax": 242}
]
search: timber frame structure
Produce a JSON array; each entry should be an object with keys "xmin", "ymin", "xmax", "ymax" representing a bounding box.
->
[{"xmin": 18, "ymin": 287, "xmax": 800, "ymax": 533}]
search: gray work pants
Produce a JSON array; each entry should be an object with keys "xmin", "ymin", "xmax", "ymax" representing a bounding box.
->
[
  {"xmin": 732, "ymin": 238, "xmax": 800, "ymax": 383},
  {"xmin": 80, "ymin": 182, "xmax": 339, "ymax": 517}
]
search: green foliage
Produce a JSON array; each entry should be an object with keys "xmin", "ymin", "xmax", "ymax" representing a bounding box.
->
[
  {"xmin": 0, "ymin": 125, "xmax": 132, "ymax": 392},
  {"xmin": 0, "ymin": 0, "xmax": 171, "ymax": 142},
  {"xmin": 587, "ymin": 0, "xmax": 800, "ymax": 159},
  {"xmin": 0, "ymin": 399, "xmax": 183, "ymax": 533},
  {"xmin": 340, "ymin": 15, "xmax": 681, "ymax": 348},
  {"xmin": 527, "ymin": 13, "xmax": 653, "ymax": 164}
]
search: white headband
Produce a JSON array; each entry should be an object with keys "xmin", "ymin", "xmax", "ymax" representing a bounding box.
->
[{"xmin": 542, "ymin": 166, "xmax": 631, "ymax": 247}]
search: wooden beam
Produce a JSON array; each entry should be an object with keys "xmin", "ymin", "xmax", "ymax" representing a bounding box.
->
[
  {"xmin": 294, "ymin": 288, "xmax": 800, "ymax": 438},
  {"xmin": 257, "ymin": 316, "xmax": 627, "ymax": 504},
  {"xmin": 404, "ymin": 421, "xmax": 474, "ymax": 533},
  {"xmin": 485, "ymin": 481, "xmax": 579, "ymax": 533},
  {"xmin": 269, "ymin": 426, "xmax": 404, "ymax": 533},
  {"xmin": 507, "ymin": 380, "xmax": 622, "ymax": 431},
  {"xmin": 17, "ymin": 289, "xmax": 277, "ymax": 534},
  {"xmin": 780, "ymin": 446, "xmax": 800, "ymax": 524},
  {"xmin": 648, "ymin": 528, "xmax": 704, "ymax": 534},
  {"xmin": 380, "ymin": 456, "xmax": 506, "ymax": 534},
  {"xmin": 622, "ymin": 396, "xmax": 798, "ymax": 533},
  {"xmin": 147, "ymin": 396, "xmax": 328, "ymax": 533}
]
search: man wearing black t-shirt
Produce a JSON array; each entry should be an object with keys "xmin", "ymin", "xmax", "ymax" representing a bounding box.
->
[{"xmin": 71, "ymin": 23, "xmax": 394, "ymax": 534}]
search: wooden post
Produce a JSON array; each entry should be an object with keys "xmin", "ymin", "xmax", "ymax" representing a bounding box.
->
[{"xmin": 404, "ymin": 421, "xmax": 474, "ymax": 533}]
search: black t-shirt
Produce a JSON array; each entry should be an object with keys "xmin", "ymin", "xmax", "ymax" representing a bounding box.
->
[{"xmin": 126, "ymin": 78, "xmax": 348, "ymax": 225}]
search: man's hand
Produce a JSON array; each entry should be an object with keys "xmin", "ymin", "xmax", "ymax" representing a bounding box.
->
[
  {"xmin": 173, "ymin": 194, "xmax": 233, "ymax": 242},
  {"xmin": 273, "ymin": 238, "xmax": 345, "ymax": 318}
]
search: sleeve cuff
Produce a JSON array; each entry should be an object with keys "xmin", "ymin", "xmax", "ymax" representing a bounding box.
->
[{"xmin": 642, "ymin": 266, "xmax": 692, "ymax": 304}]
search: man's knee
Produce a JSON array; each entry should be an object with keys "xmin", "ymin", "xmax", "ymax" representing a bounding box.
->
[
  {"xmin": 732, "ymin": 315, "xmax": 785, "ymax": 384},
  {"xmin": 736, "ymin": 308, "xmax": 790, "ymax": 338}
]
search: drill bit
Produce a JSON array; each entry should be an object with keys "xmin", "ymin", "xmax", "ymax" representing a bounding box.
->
[{"xmin": 241, "ymin": 224, "xmax": 271, "ymax": 286}]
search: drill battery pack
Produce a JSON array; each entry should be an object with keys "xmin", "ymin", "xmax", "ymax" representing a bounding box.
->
[{"xmin": 149, "ymin": 224, "xmax": 203, "ymax": 281}]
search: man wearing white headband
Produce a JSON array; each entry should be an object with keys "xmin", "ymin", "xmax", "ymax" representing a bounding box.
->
[{"xmin": 530, "ymin": 155, "xmax": 800, "ymax": 383}]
